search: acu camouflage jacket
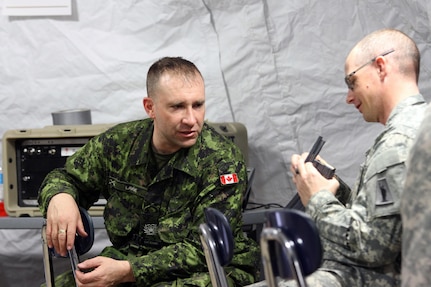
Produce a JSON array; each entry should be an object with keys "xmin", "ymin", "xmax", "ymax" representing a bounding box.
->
[{"xmin": 306, "ymin": 94, "xmax": 427, "ymax": 287}]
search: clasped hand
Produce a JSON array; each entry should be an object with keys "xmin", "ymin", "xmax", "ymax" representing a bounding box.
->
[
  {"xmin": 45, "ymin": 193, "xmax": 135, "ymax": 286},
  {"xmin": 290, "ymin": 153, "xmax": 339, "ymax": 206},
  {"xmin": 74, "ymin": 257, "xmax": 133, "ymax": 287}
]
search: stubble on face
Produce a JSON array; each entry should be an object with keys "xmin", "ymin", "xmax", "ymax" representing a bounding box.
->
[{"xmin": 150, "ymin": 72, "xmax": 205, "ymax": 154}]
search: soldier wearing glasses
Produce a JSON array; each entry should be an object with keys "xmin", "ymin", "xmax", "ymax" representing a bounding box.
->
[
  {"xmin": 295, "ymin": 28, "xmax": 426, "ymax": 287},
  {"xmin": 251, "ymin": 28, "xmax": 427, "ymax": 287}
]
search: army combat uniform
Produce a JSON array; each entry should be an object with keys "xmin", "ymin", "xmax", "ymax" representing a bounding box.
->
[
  {"xmin": 249, "ymin": 94, "xmax": 427, "ymax": 287},
  {"xmin": 38, "ymin": 119, "xmax": 260, "ymax": 287},
  {"xmin": 401, "ymin": 103, "xmax": 431, "ymax": 287}
]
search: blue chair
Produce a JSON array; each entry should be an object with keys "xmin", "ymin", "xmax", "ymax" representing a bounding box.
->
[
  {"xmin": 42, "ymin": 207, "xmax": 95, "ymax": 287},
  {"xmin": 260, "ymin": 209, "xmax": 322, "ymax": 287},
  {"xmin": 199, "ymin": 207, "xmax": 234, "ymax": 287}
]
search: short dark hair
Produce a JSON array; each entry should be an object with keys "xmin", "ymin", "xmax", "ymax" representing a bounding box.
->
[{"xmin": 146, "ymin": 57, "xmax": 203, "ymax": 97}]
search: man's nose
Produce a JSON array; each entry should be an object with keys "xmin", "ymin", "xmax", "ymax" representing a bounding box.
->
[
  {"xmin": 346, "ymin": 89, "xmax": 354, "ymax": 105},
  {"xmin": 182, "ymin": 107, "xmax": 197, "ymax": 125}
]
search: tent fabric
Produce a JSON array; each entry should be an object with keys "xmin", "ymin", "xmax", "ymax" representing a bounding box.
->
[{"xmin": 1, "ymin": 0, "xmax": 431, "ymax": 208}]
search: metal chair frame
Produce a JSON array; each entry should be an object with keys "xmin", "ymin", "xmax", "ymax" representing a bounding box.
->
[
  {"xmin": 199, "ymin": 207, "xmax": 234, "ymax": 287},
  {"xmin": 259, "ymin": 209, "xmax": 322, "ymax": 287},
  {"xmin": 260, "ymin": 227, "xmax": 307, "ymax": 287}
]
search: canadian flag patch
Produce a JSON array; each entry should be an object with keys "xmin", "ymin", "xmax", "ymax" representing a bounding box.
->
[{"xmin": 220, "ymin": 173, "xmax": 239, "ymax": 185}]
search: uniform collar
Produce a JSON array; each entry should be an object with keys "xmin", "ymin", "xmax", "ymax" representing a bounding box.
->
[
  {"xmin": 386, "ymin": 94, "xmax": 425, "ymax": 126},
  {"xmin": 128, "ymin": 119, "xmax": 202, "ymax": 178}
]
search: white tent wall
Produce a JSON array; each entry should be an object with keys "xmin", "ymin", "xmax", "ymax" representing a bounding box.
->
[{"xmin": 1, "ymin": 0, "xmax": 431, "ymax": 208}]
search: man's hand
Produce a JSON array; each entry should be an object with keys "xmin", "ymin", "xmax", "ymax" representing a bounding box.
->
[
  {"xmin": 290, "ymin": 153, "xmax": 339, "ymax": 206},
  {"xmin": 46, "ymin": 193, "xmax": 87, "ymax": 256},
  {"xmin": 75, "ymin": 257, "xmax": 136, "ymax": 286}
]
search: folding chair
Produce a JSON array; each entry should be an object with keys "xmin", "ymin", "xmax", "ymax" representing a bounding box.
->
[
  {"xmin": 260, "ymin": 209, "xmax": 322, "ymax": 287},
  {"xmin": 42, "ymin": 207, "xmax": 95, "ymax": 287},
  {"xmin": 199, "ymin": 207, "xmax": 234, "ymax": 287}
]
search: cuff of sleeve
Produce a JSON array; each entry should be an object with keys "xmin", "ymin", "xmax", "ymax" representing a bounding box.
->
[
  {"xmin": 305, "ymin": 189, "xmax": 338, "ymax": 219},
  {"xmin": 128, "ymin": 257, "xmax": 150, "ymax": 286},
  {"xmin": 39, "ymin": 190, "xmax": 77, "ymax": 217}
]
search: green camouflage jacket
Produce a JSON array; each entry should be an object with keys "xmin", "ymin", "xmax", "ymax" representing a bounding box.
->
[{"xmin": 38, "ymin": 119, "xmax": 260, "ymax": 287}]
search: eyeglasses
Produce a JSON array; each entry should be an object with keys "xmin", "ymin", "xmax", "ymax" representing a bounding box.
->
[{"xmin": 344, "ymin": 49, "xmax": 395, "ymax": 91}]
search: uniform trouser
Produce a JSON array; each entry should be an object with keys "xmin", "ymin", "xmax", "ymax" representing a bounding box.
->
[
  {"xmin": 41, "ymin": 246, "xmax": 233, "ymax": 287},
  {"xmin": 245, "ymin": 266, "xmax": 399, "ymax": 287},
  {"xmin": 245, "ymin": 270, "xmax": 343, "ymax": 287},
  {"xmin": 41, "ymin": 269, "xmax": 227, "ymax": 287}
]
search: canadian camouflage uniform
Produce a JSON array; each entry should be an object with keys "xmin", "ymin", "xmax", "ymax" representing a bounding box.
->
[
  {"xmin": 38, "ymin": 119, "xmax": 260, "ymax": 287},
  {"xmin": 401, "ymin": 103, "xmax": 431, "ymax": 287},
  {"xmin": 248, "ymin": 94, "xmax": 427, "ymax": 287}
]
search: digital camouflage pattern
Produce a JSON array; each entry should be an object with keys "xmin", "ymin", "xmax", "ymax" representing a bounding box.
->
[
  {"xmin": 247, "ymin": 94, "xmax": 427, "ymax": 287},
  {"xmin": 38, "ymin": 119, "xmax": 260, "ymax": 287},
  {"xmin": 401, "ymin": 103, "xmax": 431, "ymax": 287}
]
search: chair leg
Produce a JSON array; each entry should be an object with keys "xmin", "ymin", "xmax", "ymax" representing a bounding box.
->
[
  {"xmin": 260, "ymin": 227, "xmax": 308, "ymax": 287},
  {"xmin": 68, "ymin": 246, "xmax": 80, "ymax": 287},
  {"xmin": 199, "ymin": 223, "xmax": 230, "ymax": 287},
  {"xmin": 42, "ymin": 225, "xmax": 55, "ymax": 287}
]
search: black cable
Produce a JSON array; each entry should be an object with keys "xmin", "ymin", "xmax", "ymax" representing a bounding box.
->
[{"xmin": 244, "ymin": 201, "xmax": 284, "ymax": 210}]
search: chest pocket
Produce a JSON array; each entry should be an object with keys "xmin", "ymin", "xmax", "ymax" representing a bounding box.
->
[
  {"xmin": 364, "ymin": 149, "xmax": 406, "ymax": 219},
  {"xmin": 104, "ymin": 177, "xmax": 146, "ymax": 239}
]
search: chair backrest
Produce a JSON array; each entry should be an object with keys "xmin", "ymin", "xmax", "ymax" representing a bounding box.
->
[
  {"xmin": 260, "ymin": 209, "xmax": 322, "ymax": 287},
  {"xmin": 75, "ymin": 207, "xmax": 95, "ymax": 255},
  {"xmin": 199, "ymin": 207, "xmax": 234, "ymax": 287},
  {"xmin": 207, "ymin": 121, "xmax": 248, "ymax": 165}
]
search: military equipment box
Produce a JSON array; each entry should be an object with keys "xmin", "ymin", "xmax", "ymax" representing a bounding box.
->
[{"xmin": 2, "ymin": 124, "xmax": 115, "ymax": 217}]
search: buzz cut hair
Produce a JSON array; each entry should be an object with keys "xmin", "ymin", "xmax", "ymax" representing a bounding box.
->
[{"xmin": 146, "ymin": 57, "xmax": 203, "ymax": 98}]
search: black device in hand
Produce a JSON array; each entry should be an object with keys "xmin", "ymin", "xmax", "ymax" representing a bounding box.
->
[
  {"xmin": 286, "ymin": 136, "xmax": 338, "ymax": 211},
  {"xmin": 305, "ymin": 136, "xmax": 336, "ymax": 179}
]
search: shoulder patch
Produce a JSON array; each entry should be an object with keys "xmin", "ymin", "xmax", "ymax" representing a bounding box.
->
[{"xmin": 376, "ymin": 177, "xmax": 394, "ymax": 206}]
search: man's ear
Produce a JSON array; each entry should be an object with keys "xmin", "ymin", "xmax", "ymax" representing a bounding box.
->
[
  {"xmin": 143, "ymin": 97, "xmax": 155, "ymax": 119},
  {"xmin": 375, "ymin": 56, "xmax": 387, "ymax": 80}
]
